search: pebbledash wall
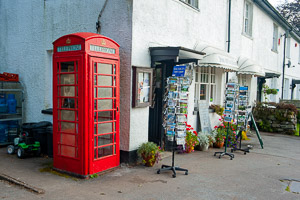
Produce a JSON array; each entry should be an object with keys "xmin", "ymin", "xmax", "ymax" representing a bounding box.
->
[{"xmin": 1, "ymin": 0, "xmax": 300, "ymax": 161}]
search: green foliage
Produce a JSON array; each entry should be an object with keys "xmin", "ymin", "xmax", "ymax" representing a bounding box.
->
[
  {"xmin": 277, "ymin": 0, "xmax": 300, "ymax": 32},
  {"xmin": 90, "ymin": 174, "xmax": 98, "ymax": 179},
  {"xmin": 210, "ymin": 104, "xmax": 224, "ymax": 116},
  {"xmin": 198, "ymin": 133, "xmax": 209, "ymax": 146},
  {"xmin": 137, "ymin": 142, "xmax": 161, "ymax": 165},
  {"xmin": 185, "ymin": 129, "xmax": 199, "ymax": 150}
]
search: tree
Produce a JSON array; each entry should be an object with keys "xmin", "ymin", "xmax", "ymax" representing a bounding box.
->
[{"xmin": 277, "ymin": 0, "xmax": 300, "ymax": 32}]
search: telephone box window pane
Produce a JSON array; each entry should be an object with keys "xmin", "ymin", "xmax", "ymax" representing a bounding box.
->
[
  {"xmin": 97, "ymin": 123, "xmax": 113, "ymax": 134},
  {"xmin": 94, "ymin": 100, "xmax": 97, "ymax": 110},
  {"xmin": 61, "ymin": 145, "xmax": 76, "ymax": 157},
  {"xmin": 94, "ymin": 136, "xmax": 97, "ymax": 147},
  {"xmin": 60, "ymin": 134, "xmax": 76, "ymax": 146},
  {"xmin": 97, "ymin": 99, "xmax": 112, "ymax": 110},
  {"xmin": 61, "ymin": 62, "xmax": 75, "ymax": 72},
  {"xmin": 114, "ymin": 145, "xmax": 116, "ymax": 155},
  {"xmin": 114, "ymin": 133, "xmax": 116, "ymax": 143},
  {"xmin": 94, "ymin": 148, "xmax": 97, "ymax": 159},
  {"xmin": 98, "ymin": 111, "xmax": 113, "ymax": 122},
  {"xmin": 98, "ymin": 134, "xmax": 113, "ymax": 146},
  {"xmin": 60, "ymin": 122, "xmax": 76, "ymax": 133},
  {"xmin": 113, "ymin": 65, "xmax": 116, "ymax": 74},
  {"xmin": 97, "ymin": 75, "xmax": 113, "ymax": 86},
  {"xmin": 97, "ymin": 63, "xmax": 112, "ymax": 74},
  {"xmin": 98, "ymin": 145, "xmax": 113, "ymax": 158},
  {"xmin": 94, "ymin": 124, "xmax": 97, "ymax": 135},
  {"xmin": 60, "ymin": 86, "xmax": 75, "ymax": 97},
  {"xmin": 60, "ymin": 110, "xmax": 75, "ymax": 121},
  {"xmin": 62, "ymin": 98, "xmax": 75, "ymax": 108},
  {"xmin": 60, "ymin": 74, "xmax": 75, "ymax": 85},
  {"xmin": 97, "ymin": 88, "xmax": 112, "ymax": 98},
  {"xmin": 94, "ymin": 63, "xmax": 97, "ymax": 74}
]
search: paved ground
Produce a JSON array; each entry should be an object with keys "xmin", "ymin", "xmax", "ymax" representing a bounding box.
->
[{"xmin": 0, "ymin": 132, "xmax": 300, "ymax": 200}]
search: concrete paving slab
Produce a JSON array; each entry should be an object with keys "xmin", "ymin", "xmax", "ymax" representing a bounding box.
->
[{"xmin": 290, "ymin": 181, "xmax": 300, "ymax": 194}]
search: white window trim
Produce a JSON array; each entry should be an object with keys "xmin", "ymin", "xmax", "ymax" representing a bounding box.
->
[
  {"xmin": 286, "ymin": 37, "xmax": 291, "ymax": 59},
  {"xmin": 179, "ymin": 0, "xmax": 199, "ymax": 10},
  {"xmin": 243, "ymin": 0, "xmax": 253, "ymax": 37},
  {"xmin": 194, "ymin": 67, "xmax": 216, "ymax": 107},
  {"xmin": 298, "ymin": 46, "xmax": 300, "ymax": 64},
  {"xmin": 272, "ymin": 24, "xmax": 278, "ymax": 52}
]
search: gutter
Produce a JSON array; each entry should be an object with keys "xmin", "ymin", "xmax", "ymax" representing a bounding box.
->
[{"xmin": 253, "ymin": 0, "xmax": 300, "ymax": 42}]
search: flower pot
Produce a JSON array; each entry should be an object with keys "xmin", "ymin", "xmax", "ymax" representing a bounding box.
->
[
  {"xmin": 185, "ymin": 146, "xmax": 194, "ymax": 153},
  {"xmin": 142, "ymin": 154, "xmax": 156, "ymax": 167},
  {"xmin": 199, "ymin": 143, "xmax": 209, "ymax": 151},
  {"xmin": 214, "ymin": 141, "xmax": 224, "ymax": 148}
]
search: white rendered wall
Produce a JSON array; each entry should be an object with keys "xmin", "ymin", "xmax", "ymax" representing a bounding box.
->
[{"xmin": 0, "ymin": 0, "xmax": 133, "ymax": 152}]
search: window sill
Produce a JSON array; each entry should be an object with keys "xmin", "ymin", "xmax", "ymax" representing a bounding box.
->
[
  {"xmin": 271, "ymin": 49, "xmax": 278, "ymax": 54},
  {"xmin": 241, "ymin": 32, "xmax": 253, "ymax": 40},
  {"xmin": 178, "ymin": 0, "xmax": 200, "ymax": 12}
]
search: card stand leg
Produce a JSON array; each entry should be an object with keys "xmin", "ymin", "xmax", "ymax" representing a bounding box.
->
[
  {"xmin": 157, "ymin": 135, "xmax": 188, "ymax": 178},
  {"xmin": 214, "ymin": 126, "xmax": 234, "ymax": 160},
  {"xmin": 231, "ymin": 130, "xmax": 250, "ymax": 155}
]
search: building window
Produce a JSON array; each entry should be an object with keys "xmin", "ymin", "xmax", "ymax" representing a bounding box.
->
[
  {"xmin": 195, "ymin": 67, "xmax": 216, "ymax": 106},
  {"xmin": 243, "ymin": 1, "xmax": 253, "ymax": 37},
  {"xmin": 272, "ymin": 24, "xmax": 278, "ymax": 52},
  {"xmin": 286, "ymin": 37, "xmax": 291, "ymax": 59},
  {"xmin": 180, "ymin": 0, "xmax": 198, "ymax": 9}
]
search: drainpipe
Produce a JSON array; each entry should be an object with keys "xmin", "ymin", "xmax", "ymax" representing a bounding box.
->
[
  {"xmin": 96, "ymin": 0, "xmax": 109, "ymax": 34},
  {"xmin": 281, "ymin": 33, "xmax": 287, "ymax": 99},
  {"xmin": 226, "ymin": 0, "xmax": 231, "ymax": 83}
]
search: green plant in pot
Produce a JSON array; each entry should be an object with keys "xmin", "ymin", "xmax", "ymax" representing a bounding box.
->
[
  {"xmin": 137, "ymin": 142, "xmax": 162, "ymax": 167},
  {"xmin": 214, "ymin": 131, "xmax": 225, "ymax": 148},
  {"xmin": 197, "ymin": 134, "xmax": 209, "ymax": 151}
]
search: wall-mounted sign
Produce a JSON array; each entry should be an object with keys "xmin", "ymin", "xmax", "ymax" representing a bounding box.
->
[
  {"xmin": 57, "ymin": 45, "xmax": 81, "ymax": 52},
  {"xmin": 132, "ymin": 67, "xmax": 154, "ymax": 108},
  {"xmin": 172, "ymin": 65, "xmax": 186, "ymax": 77},
  {"xmin": 90, "ymin": 44, "xmax": 116, "ymax": 54}
]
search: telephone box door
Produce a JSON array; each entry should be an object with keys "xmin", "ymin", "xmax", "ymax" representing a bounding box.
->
[{"xmin": 90, "ymin": 57, "xmax": 120, "ymax": 173}]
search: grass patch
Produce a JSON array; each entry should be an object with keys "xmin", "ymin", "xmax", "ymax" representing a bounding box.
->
[
  {"xmin": 296, "ymin": 123, "xmax": 300, "ymax": 136},
  {"xmin": 286, "ymin": 185, "xmax": 291, "ymax": 192},
  {"xmin": 39, "ymin": 162, "xmax": 78, "ymax": 181}
]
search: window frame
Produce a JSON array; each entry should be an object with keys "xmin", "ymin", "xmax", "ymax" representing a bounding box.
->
[
  {"xmin": 132, "ymin": 66, "xmax": 154, "ymax": 108},
  {"xmin": 194, "ymin": 67, "xmax": 216, "ymax": 108},
  {"xmin": 179, "ymin": 0, "xmax": 199, "ymax": 10},
  {"xmin": 243, "ymin": 0, "xmax": 253, "ymax": 37},
  {"xmin": 272, "ymin": 24, "xmax": 278, "ymax": 52},
  {"xmin": 286, "ymin": 37, "xmax": 291, "ymax": 59}
]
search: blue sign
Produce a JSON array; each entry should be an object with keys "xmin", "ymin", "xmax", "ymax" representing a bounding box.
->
[{"xmin": 172, "ymin": 65, "xmax": 186, "ymax": 77}]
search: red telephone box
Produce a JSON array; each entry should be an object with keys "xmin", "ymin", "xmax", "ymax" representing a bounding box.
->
[{"xmin": 52, "ymin": 32, "xmax": 120, "ymax": 177}]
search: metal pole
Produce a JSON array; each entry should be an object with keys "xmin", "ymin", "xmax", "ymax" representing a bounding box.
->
[
  {"xmin": 281, "ymin": 34, "xmax": 287, "ymax": 99},
  {"xmin": 226, "ymin": 0, "xmax": 231, "ymax": 83}
]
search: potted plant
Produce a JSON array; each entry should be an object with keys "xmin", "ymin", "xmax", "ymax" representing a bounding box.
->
[
  {"xmin": 197, "ymin": 133, "xmax": 209, "ymax": 151},
  {"xmin": 214, "ymin": 131, "xmax": 225, "ymax": 148},
  {"xmin": 185, "ymin": 126, "xmax": 199, "ymax": 153},
  {"xmin": 137, "ymin": 142, "xmax": 162, "ymax": 167},
  {"xmin": 207, "ymin": 134, "xmax": 216, "ymax": 148}
]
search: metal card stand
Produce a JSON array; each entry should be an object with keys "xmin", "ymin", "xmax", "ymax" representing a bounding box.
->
[
  {"xmin": 231, "ymin": 130, "xmax": 250, "ymax": 154},
  {"xmin": 214, "ymin": 82, "xmax": 237, "ymax": 160},
  {"xmin": 157, "ymin": 133, "xmax": 188, "ymax": 178},
  {"xmin": 214, "ymin": 122, "xmax": 234, "ymax": 160}
]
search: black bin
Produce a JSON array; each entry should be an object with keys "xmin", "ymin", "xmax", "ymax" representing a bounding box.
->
[
  {"xmin": 46, "ymin": 126, "xmax": 53, "ymax": 157},
  {"xmin": 21, "ymin": 121, "xmax": 52, "ymax": 155}
]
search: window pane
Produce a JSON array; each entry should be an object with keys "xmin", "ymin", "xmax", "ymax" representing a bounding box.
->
[
  {"xmin": 97, "ymin": 88, "xmax": 113, "ymax": 98},
  {"xmin": 60, "ymin": 122, "xmax": 76, "ymax": 133},
  {"xmin": 60, "ymin": 86, "xmax": 75, "ymax": 97},
  {"xmin": 98, "ymin": 111, "xmax": 113, "ymax": 122},
  {"xmin": 60, "ymin": 110, "xmax": 76, "ymax": 121},
  {"xmin": 61, "ymin": 62, "xmax": 74, "ymax": 72},
  {"xmin": 98, "ymin": 145, "xmax": 113, "ymax": 158},
  {"xmin": 97, "ymin": 99, "xmax": 113, "ymax": 110},
  {"xmin": 60, "ymin": 134, "xmax": 76, "ymax": 146},
  {"xmin": 97, "ymin": 75, "xmax": 113, "ymax": 86},
  {"xmin": 61, "ymin": 145, "xmax": 76, "ymax": 158},
  {"xmin": 60, "ymin": 74, "xmax": 75, "ymax": 85},
  {"xmin": 98, "ymin": 122, "xmax": 114, "ymax": 134},
  {"xmin": 97, "ymin": 63, "xmax": 112, "ymax": 74},
  {"xmin": 98, "ymin": 134, "xmax": 113, "ymax": 146},
  {"xmin": 200, "ymin": 84, "xmax": 206, "ymax": 100},
  {"xmin": 61, "ymin": 98, "xmax": 76, "ymax": 108}
]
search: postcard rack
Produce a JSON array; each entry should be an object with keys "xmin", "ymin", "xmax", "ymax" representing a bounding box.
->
[
  {"xmin": 157, "ymin": 76, "xmax": 189, "ymax": 178},
  {"xmin": 231, "ymin": 86, "xmax": 250, "ymax": 154},
  {"xmin": 214, "ymin": 82, "xmax": 236, "ymax": 160}
]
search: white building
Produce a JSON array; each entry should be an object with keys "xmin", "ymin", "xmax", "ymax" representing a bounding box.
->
[{"xmin": 1, "ymin": 0, "xmax": 300, "ymax": 162}]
